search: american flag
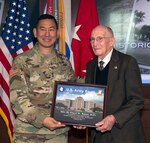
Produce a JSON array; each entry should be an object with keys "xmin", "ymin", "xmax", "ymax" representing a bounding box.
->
[{"xmin": 0, "ymin": 0, "xmax": 33, "ymax": 142}]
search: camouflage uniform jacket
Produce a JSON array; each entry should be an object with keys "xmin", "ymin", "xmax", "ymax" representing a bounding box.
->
[{"xmin": 10, "ymin": 45, "xmax": 75, "ymax": 138}]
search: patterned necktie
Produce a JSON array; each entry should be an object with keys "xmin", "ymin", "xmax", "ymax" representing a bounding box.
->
[{"xmin": 99, "ymin": 61, "xmax": 104, "ymax": 71}]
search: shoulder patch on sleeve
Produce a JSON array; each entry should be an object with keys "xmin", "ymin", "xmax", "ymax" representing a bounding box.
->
[{"xmin": 9, "ymin": 68, "xmax": 19, "ymax": 78}]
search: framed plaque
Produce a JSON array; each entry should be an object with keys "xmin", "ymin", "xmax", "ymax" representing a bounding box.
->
[{"xmin": 51, "ymin": 81, "xmax": 108, "ymax": 127}]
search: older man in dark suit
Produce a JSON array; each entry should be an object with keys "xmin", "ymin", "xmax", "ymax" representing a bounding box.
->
[{"xmin": 85, "ymin": 25, "xmax": 146, "ymax": 143}]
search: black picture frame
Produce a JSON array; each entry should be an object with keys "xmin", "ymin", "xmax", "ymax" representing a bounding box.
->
[{"xmin": 51, "ymin": 81, "xmax": 108, "ymax": 127}]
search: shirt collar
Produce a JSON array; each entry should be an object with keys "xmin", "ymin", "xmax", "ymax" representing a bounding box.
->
[{"xmin": 98, "ymin": 49, "xmax": 113, "ymax": 68}]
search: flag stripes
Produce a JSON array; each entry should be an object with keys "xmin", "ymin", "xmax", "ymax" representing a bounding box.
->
[{"xmin": 0, "ymin": 0, "xmax": 33, "ymax": 142}]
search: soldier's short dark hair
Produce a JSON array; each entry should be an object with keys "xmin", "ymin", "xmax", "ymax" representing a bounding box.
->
[{"xmin": 35, "ymin": 14, "xmax": 58, "ymax": 29}]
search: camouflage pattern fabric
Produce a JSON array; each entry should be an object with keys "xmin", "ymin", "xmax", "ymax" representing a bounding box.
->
[
  {"xmin": 10, "ymin": 45, "xmax": 76, "ymax": 143},
  {"xmin": 12, "ymin": 132, "xmax": 68, "ymax": 143}
]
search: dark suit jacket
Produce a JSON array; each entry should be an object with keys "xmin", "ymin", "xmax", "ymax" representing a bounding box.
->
[{"xmin": 85, "ymin": 49, "xmax": 146, "ymax": 143}]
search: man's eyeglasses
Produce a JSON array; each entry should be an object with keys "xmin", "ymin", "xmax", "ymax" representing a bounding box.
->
[{"xmin": 90, "ymin": 36, "xmax": 112, "ymax": 43}]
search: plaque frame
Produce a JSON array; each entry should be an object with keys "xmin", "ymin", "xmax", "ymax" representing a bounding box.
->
[{"xmin": 51, "ymin": 81, "xmax": 108, "ymax": 127}]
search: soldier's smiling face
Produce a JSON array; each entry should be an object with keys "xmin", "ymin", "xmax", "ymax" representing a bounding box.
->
[{"xmin": 33, "ymin": 19, "xmax": 59, "ymax": 49}]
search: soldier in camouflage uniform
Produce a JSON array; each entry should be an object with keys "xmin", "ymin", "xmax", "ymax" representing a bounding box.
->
[{"xmin": 10, "ymin": 14, "xmax": 76, "ymax": 143}]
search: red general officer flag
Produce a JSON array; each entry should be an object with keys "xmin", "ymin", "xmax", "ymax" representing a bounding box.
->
[{"xmin": 71, "ymin": 0, "xmax": 99, "ymax": 77}]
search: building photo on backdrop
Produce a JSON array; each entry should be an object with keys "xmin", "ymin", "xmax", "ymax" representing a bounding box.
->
[{"xmin": 95, "ymin": 0, "xmax": 150, "ymax": 84}]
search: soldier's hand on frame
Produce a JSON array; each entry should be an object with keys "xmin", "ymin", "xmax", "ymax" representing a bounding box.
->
[{"xmin": 42, "ymin": 116, "xmax": 65, "ymax": 130}]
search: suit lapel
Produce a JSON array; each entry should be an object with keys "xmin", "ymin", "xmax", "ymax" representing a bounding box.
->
[
  {"xmin": 88, "ymin": 50, "xmax": 120, "ymax": 97},
  {"xmin": 107, "ymin": 49, "xmax": 120, "ymax": 97},
  {"xmin": 91, "ymin": 58, "xmax": 98, "ymax": 84}
]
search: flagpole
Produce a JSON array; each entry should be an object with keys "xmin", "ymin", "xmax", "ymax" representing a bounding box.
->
[
  {"xmin": 58, "ymin": 0, "xmax": 66, "ymax": 55},
  {"xmin": 86, "ymin": 128, "xmax": 89, "ymax": 143},
  {"xmin": 47, "ymin": 0, "xmax": 50, "ymax": 14}
]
